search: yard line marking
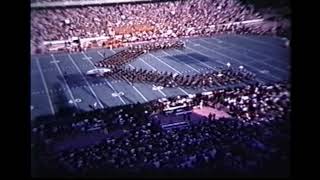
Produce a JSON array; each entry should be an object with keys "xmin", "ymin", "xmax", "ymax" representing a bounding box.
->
[
  {"xmin": 178, "ymin": 87, "xmax": 190, "ymax": 96},
  {"xmin": 68, "ymin": 54, "xmax": 104, "ymax": 109},
  {"xmin": 137, "ymin": 56, "xmax": 190, "ymax": 96},
  {"xmin": 149, "ymin": 53, "xmax": 182, "ymax": 74},
  {"xmin": 51, "ymin": 54, "xmax": 79, "ymax": 109},
  {"xmin": 35, "ymin": 58, "xmax": 55, "ymax": 115},
  {"xmin": 185, "ymin": 46, "xmax": 225, "ymax": 66},
  {"xmin": 128, "ymin": 64, "xmax": 135, "ymax": 69},
  {"xmin": 153, "ymin": 85, "xmax": 167, "ymax": 97},
  {"xmin": 138, "ymin": 57, "xmax": 157, "ymax": 71},
  {"xmin": 110, "ymin": 49, "xmax": 117, "ymax": 54},
  {"xmin": 31, "ymin": 91, "xmax": 38, "ymax": 95},
  {"xmin": 159, "ymin": 89, "xmax": 167, "ymax": 97},
  {"xmin": 196, "ymin": 40, "xmax": 283, "ymax": 80},
  {"xmin": 82, "ymin": 56, "xmax": 92, "ymax": 60},
  {"xmin": 101, "ymin": 51, "xmax": 148, "ymax": 102},
  {"xmin": 132, "ymin": 86, "xmax": 148, "ymax": 102},
  {"xmin": 237, "ymin": 35, "xmax": 283, "ymax": 49},
  {"xmin": 203, "ymin": 38, "xmax": 289, "ymax": 73},
  {"xmin": 82, "ymin": 51, "xmax": 126, "ymax": 105},
  {"xmin": 50, "ymin": 60, "xmax": 60, "ymax": 64},
  {"xmin": 219, "ymin": 36, "xmax": 288, "ymax": 62},
  {"xmin": 97, "ymin": 51, "xmax": 105, "ymax": 58},
  {"xmin": 193, "ymin": 43, "xmax": 280, "ymax": 82},
  {"xmin": 161, "ymin": 50, "xmax": 200, "ymax": 73},
  {"xmin": 101, "ymin": 51, "xmax": 161, "ymax": 101},
  {"xmin": 117, "ymin": 58, "xmax": 157, "ymax": 102}
]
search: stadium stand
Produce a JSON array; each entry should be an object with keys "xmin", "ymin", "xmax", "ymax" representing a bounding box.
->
[
  {"xmin": 32, "ymin": 82, "xmax": 290, "ymax": 176},
  {"xmin": 31, "ymin": 0, "xmax": 290, "ymax": 177},
  {"xmin": 31, "ymin": 0, "xmax": 289, "ymax": 54}
]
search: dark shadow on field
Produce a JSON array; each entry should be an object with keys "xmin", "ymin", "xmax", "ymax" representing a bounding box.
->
[
  {"xmin": 57, "ymin": 73, "xmax": 106, "ymax": 87},
  {"xmin": 57, "ymin": 73, "xmax": 110, "ymax": 108},
  {"xmin": 50, "ymin": 83, "xmax": 80, "ymax": 117},
  {"xmin": 178, "ymin": 53, "xmax": 224, "ymax": 68}
]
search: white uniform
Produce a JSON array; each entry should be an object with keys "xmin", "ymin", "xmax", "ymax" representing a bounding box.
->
[{"xmin": 199, "ymin": 100, "xmax": 203, "ymax": 109}]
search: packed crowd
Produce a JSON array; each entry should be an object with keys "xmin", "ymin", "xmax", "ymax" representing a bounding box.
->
[
  {"xmin": 31, "ymin": 0, "xmax": 61, "ymax": 3},
  {"xmin": 31, "ymin": 0, "xmax": 108, "ymax": 3},
  {"xmin": 32, "ymin": 82, "xmax": 290, "ymax": 176},
  {"xmin": 31, "ymin": 0, "xmax": 289, "ymax": 53},
  {"xmin": 147, "ymin": 82, "xmax": 290, "ymax": 122}
]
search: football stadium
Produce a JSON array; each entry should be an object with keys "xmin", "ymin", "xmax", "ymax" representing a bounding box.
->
[{"xmin": 31, "ymin": 0, "xmax": 290, "ymax": 177}]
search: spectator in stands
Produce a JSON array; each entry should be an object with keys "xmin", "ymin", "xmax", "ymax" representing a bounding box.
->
[
  {"xmin": 32, "ymin": 82, "xmax": 290, "ymax": 176},
  {"xmin": 31, "ymin": 0, "xmax": 289, "ymax": 54}
]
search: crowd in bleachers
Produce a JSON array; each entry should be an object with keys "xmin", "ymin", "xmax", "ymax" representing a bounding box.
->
[
  {"xmin": 31, "ymin": 0, "xmax": 289, "ymax": 53},
  {"xmin": 31, "ymin": 0, "xmax": 290, "ymax": 176},
  {"xmin": 32, "ymin": 82, "xmax": 290, "ymax": 176},
  {"xmin": 31, "ymin": 0, "xmax": 105, "ymax": 3},
  {"xmin": 31, "ymin": 0, "xmax": 60, "ymax": 3}
]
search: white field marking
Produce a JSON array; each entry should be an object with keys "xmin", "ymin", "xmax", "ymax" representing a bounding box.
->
[
  {"xmin": 82, "ymin": 51, "xmax": 126, "ymax": 105},
  {"xmin": 110, "ymin": 49, "xmax": 117, "ymax": 54},
  {"xmin": 178, "ymin": 87, "xmax": 190, "ymax": 96},
  {"xmin": 237, "ymin": 35, "xmax": 283, "ymax": 49},
  {"xmin": 203, "ymin": 38, "xmax": 262, "ymax": 58},
  {"xmin": 160, "ymin": 50, "xmax": 200, "ymax": 73},
  {"xmin": 172, "ymin": 48, "xmax": 218, "ymax": 71},
  {"xmin": 138, "ymin": 57, "xmax": 157, "ymax": 71},
  {"xmin": 185, "ymin": 46, "xmax": 225, "ymax": 66},
  {"xmin": 97, "ymin": 50, "xmax": 149, "ymax": 103},
  {"xmin": 132, "ymin": 86, "xmax": 148, "ymax": 102},
  {"xmin": 198, "ymin": 38, "xmax": 287, "ymax": 76},
  {"xmin": 260, "ymin": 70, "xmax": 270, "ymax": 74},
  {"xmin": 111, "ymin": 49, "xmax": 136, "ymax": 68},
  {"xmin": 68, "ymin": 54, "xmax": 104, "ymax": 109},
  {"xmin": 202, "ymin": 38, "xmax": 288, "ymax": 74},
  {"xmin": 97, "ymin": 51, "xmax": 105, "ymax": 58},
  {"xmin": 138, "ymin": 56, "xmax": 190, "ymax": 96},
  {"xmin": 82, "ymin": 56, "xmax": 92, "ymax": 60},
  {"xmin": 50, "ymin": 60, "xmax": 60, "ymax": 64},
  {"xmin": 158, "ymin": 89, "xmax": 167, "ymax": 97},
  {"xmin": 186, "ymin": 45, "xmax": 245, "ymax": 83},
  {"xmin": 35, "ymin": 58, "xmax": 55, "ymax": 115},
  {"xmin": 127, "ymin": 59, "xmax": 164, "ymax": 100},
  {"xmin": 195, "ymin": 42, "xmax": 281, "ymax": 81},
  {"xmin": 148, "ymin": 53, "xmax": 182, "ymax": 74},
  {"xmin": 51, "ymin": 54, "xmax": 79, "ymax": 109},
  {"xmin": 128, "ymin": 64, "xmax": 135, "ymax": 69},
  {"xmin": 31, "ymin": 91, "xmax": 39, "ymax": 95},
  {"xmin": 152, "ymin": 85, "xmax": 167, "ymax": 97}
]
